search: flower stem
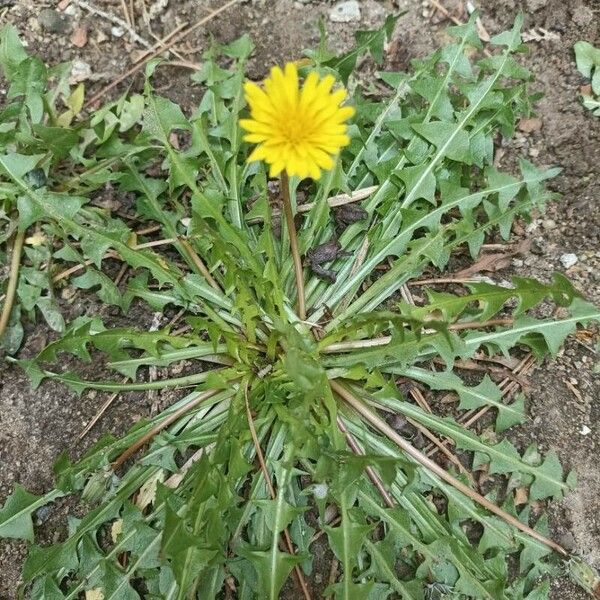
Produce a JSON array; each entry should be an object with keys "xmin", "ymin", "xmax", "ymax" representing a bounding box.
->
[{"xmin": 280, "ymin": 172, "xmax": 306, "ymax": 320}]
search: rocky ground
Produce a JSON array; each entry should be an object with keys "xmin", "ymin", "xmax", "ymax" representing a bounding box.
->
[{"xmin": 0, "ymin": 0, "xmax": 599, "ymax": 598}]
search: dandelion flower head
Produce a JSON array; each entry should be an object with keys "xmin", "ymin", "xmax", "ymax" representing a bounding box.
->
[{"xmin": 240, "ymin": 62, "xmax": 355, "ymax": 180}]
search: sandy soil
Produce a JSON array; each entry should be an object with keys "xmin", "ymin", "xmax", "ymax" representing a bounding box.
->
[{"xmin": 0, "ymin": 0, "xmax": 598, "ymax": 598}]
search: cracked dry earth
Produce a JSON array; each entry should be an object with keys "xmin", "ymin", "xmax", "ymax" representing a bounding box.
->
[{"xmin": 0, "ymin": 0, "xmax": 599, "ymax": 598}]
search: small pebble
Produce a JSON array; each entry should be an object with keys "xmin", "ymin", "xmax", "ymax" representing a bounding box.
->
[
  {"xmin": 329, "ymin": 0, "xmax": 361, "ymax": 22},
  {"xmin": 38, "ymin": 8, "xmax": 71, "ymax": 33},
  {"xmin": 111, "ymin": 25, "xmax": 126, "ymax": 38},
  {"xmin": 560, "ymin": 253, "xmax": 578, "ymax": 268},
  {"xmin": 313, "ymin": 482, "xmax": 328, "ymax": 499},
  {"xmin": 580, "ymin": 425, "xmax": 591, "ymax": 435},
  {"xmin": 70, "ymin": 59, "xmax": 92, "ymax": 84},
  {"xmin": 34, "ymin": 505, "xmax": 53, "ymax": 525},
  {"xmin": 557, "ymin": 531, "xmax": 576, "ymax": 550},
  {"xmin": 542, "ymin": 218, "xmax": 557, "ymax": 230}
]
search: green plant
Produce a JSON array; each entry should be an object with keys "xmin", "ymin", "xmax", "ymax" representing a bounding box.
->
[
  {"xmin": 1, "ymin": 15, "xmax": 599, "ymax": 599},
  {"xmin": 574, "ymin": 40, "xmax": 600, "ymax": 115}
]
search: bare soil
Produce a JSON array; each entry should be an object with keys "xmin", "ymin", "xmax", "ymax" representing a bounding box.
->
[{"xmin": 0, "ymin": 1, "xmax": 599, "ymax": 598}]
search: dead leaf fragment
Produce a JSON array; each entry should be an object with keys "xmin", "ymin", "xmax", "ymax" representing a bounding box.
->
[
  {"xmin": 111, "ymin": 519, "xmax": 123, "ymax": 542},
  {"xmin": 71, "ymin": 26, "xmax": 88, "ymax": 48},
  {"xmin": 580, "ymin": 84, "xmax": 592, "ymax": 96},
  {"xmin": 522, "ymin": 27, "xmax": 560, "ymax": 43},
  {"xmin": 25, "ymin": 232, "xmax": 46, "ymax": 246},
  {"xmin": 518, "ymin": 117, "xmax": 542, "ymax": 133},
  {"xmin": 514, "ymin": 486, "xmax": 529, "ymax": 506},
  {"xmin": 455, "ymin": 240, "xmax": 531, "ymax": 278},
  {"xmin": 57, "ymin": 0, "xmax": 72, "ymax": 9}
]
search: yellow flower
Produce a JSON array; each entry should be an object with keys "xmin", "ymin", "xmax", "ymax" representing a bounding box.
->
[{"xmin": 240, "ymin": 62, "xmax": 355, "ymax": 180}]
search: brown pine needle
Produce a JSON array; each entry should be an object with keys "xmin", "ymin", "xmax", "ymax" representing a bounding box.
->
[
  {"xmin": 425, "ymin": 353, "xmax": 535, "ymax": 458},
  {"xmin": 337, "ymin": 416, "xmax": 394, "ymax": 508},
  {"xmin": 330, "ymin": 379, "xmax": 568, "ymax": 557},
  {"xmin": 120, "ymin": 0, "xmax": 131, "ymax": 26},
  {"xmin": 244, "ymin": 385, "xmax": 312, "ymax": 600},
  {"xmin": 409, "ymin": 386, "xmax": 432, "ymax": 413},
  {"xmin": 0, "ymin": 230, "xmax": 25, "ymax": 339},
  {"xmin": 76, "ymin": 389, "xmax": 121, "ymax": 442},
  {"xmin": 409, "ymin": 277, "xmax": 478, "ymax": 286},
  {"xmin": 84, "ymin": 0, "xmax": 239, "ymax": 108},
  {"xmin": 112, "ymin": 388, "xmax": 220, "ymax": 470},
  {"xmin": 405, "ymin": 414, "xmax": 474, "ymax": 483},
  {"xmin": 280, "ymin": 172, "xmax": 306, "ymax": 321},
  {"xmin": 178, "ymin": 238, "xmax": 221, "ymax": 292}
]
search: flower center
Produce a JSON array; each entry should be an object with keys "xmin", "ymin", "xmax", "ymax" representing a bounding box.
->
[{"xmin": 279, "ymin": 117, "xmax": 311, "ymax": 146}]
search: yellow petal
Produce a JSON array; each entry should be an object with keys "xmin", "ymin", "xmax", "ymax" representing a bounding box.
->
[
  {"xmin": 241, "ymin": 67, "xmax": 353, "ymax": 180},
  {"xmin": 247, "ymin": 145, "xmax": 270, "ymax": 162}
]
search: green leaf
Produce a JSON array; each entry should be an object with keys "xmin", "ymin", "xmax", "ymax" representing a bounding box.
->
[
  {"xmin": 9, "ymin": 57, "xmax": 47, "ymax": 123},
  {"xmin": 0, "ymin": 486, "xmax": 61, "ymax": 542},
  {"xmin": 326, "ymin": 499, "xmax": 374, "ymax": 598},
  {"xmin": 396, "ymin": 368, "xmax": 526, "ymax": 432},
  {"xmin": 574, "ymin": 41, "xmax": 600, "ymax": 81},
  {"xmin": 412, "ymin": 121, "xmax": 471, "ymax": 163},
  {"xmin": 236, "ymin": 545, "xmax": 303, "ymax": 599},
  {"xmin": 395, "ymin": 163, "xmax": 437, "ymax": 204},
  {"xmin": 142, "ymin": 95, "xmax": 190, "ymax": 143},
  {"xmin": 326, "ymin": 14, "xmax": 399, "ymax": 83},
  {"xmin": 0, "ymin": 25, "xmax": 28, "ymax": 78},
  {"xmin": 377, "ymin": 397, "xmax": 572, "ymax": 500}
]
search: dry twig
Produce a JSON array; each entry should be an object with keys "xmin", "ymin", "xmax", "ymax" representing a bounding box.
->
[
  {"xmin": 84, "ymin": 0, "xmax": 239, "ymax": 108},
  {"xmin": 0, "ymin": 230, "xmax": 25, "ymax": 339},
  {"xmin": 73, "ymin": 0, "xmax": 153, "ymax": 49},
  {"xmin": 76, "ymin": 388, "xmax": 121, "ymax": 442},
  {"xmin": 331, "ymin": 379, "xmax": 568, "ymax": 556},
  {"xmin": 112, "ymin": 388, "xmax": 220, "ymax": 469}
]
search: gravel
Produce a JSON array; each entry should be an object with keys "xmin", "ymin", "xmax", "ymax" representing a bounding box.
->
[
  {"xmin": 37, "ymin": 8, "xmax": 71, "ymax": 34},
  {"xmin": 560, "ymin": 253, "xmax": 579, "ymax": 268},
  {"xmin": 329, "ymin": 0, "xmax": 361, "ymax": 23}
]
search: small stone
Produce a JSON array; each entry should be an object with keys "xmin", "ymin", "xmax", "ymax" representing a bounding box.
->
[
  {"xmin": 111, "ymin": 25, "xmax": 126, "ymax": 38},
  {"xmin": 525, "ymin": 218, "xmax": 541, "ymax": 233},
  {"xmin": 96, "ymin": 30, "xmax": 108, "ymax": 44},
  {"xmin": 38, "ymin": 8, "xmax": 71, "ymax": 33},
  {"xmin": 528, "ymin": 147, "xmax": 540, "ymax": 157},
  {"xmin": 34, "ymin": 505, "xmax": 53, "ymax": 525},
  {"xmin": 512, "ymin": 258, "xmax": 524, "ymax": 268},
  {"xmin": 580, "ymin": 425, "xmax": 591, "ymax": 435},
  {"xmin": 329, "ymin": 0, "xmax": 361, "ymax": 22},
  {"xmin": 518, "ymin": 117, "xmax": 543, "ymax": 133},
  {"xmin": 560, "ymin": 253, "xmax": 578, "ymax": 269},
  {"xmin": 542, "ymin": 218, "xmax": 557, "ymax": 230},
  {"xmin": 557, "ymin": 531, "xmax": 576, "ymax": 550},
  {"xmin": 27, "ymin": 16, "xmax": 41, "ymax": 32},
  {"xmin": 71, "ymin": 25, "xmax": 88, "ymax": 48},
  {"xmin": 70, "ymin": 59, "xmax": 92, "ymax": 84},
  {"xmin": 313, "ymin": 482, "xmax": 328, "ymax": 499}
]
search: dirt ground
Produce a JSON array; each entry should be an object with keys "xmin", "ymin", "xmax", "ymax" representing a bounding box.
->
[{"xmin": 0, "ymin": 0, "xmax": 599, "ymax": 598}]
